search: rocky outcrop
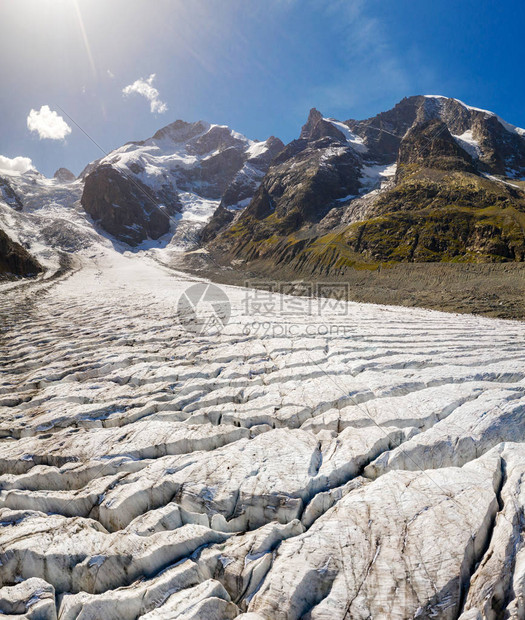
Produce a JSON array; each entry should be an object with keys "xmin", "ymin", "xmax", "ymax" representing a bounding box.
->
[
  {"xmin": 0, "ymin": 176, "xmax": 23, "ymax": 210},
  {"xmin": 81, "ymin": 164, "xmax": 180, "ymax": 245},
  {"xmin": 0, "ymin": 229, "xmax": 43, "ymax": 277},
  {"xmin": 300, "ymin": 107, "xmax": 347, "ymax": 141},
  {"xmin": 212, "ymin": 96, "xmax": 525, "ymax": 268},
  {"xmin": 80, "ymin": 120, "xmax": 282, "ymax": 246},
  {"xmin": 53, "ymin": 168, "xmax": 76, "ymax": 183},
  {"xmin": 396, "ymin": 118, "xmax": 477, "ymax": 179},
  {"xmin": 200, "ymin": 204, "xmax": 235, "ymax": 243}
]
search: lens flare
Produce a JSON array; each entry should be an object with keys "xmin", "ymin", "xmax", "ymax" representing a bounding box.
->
[{"xmin": 73, "ymin": 0, "xmax": 97, "ymax": 80}]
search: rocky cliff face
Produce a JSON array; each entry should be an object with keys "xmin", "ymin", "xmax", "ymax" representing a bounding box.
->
[
  {"xmin": 395, "ymin": 118, "xmax": 477, "ymax": 178},
  {"xmin": 81, "ymin": 121, "xmax": 282, "ymax": 246},
  {"xmin": 215, "ymin": 108, "xmax": 366, "ymax": 254},
  {"xmin": 0, "ymin": 176, "xmax": 23, "ymax": 211},
  {"xmin": 212, "ymin": 96, "xmax": 525, "ymax": 268},
  {"xmin": 0, "ymin": 229, "xmax": 42, "ymax": 277},
  {"xmin": 53, "ymin": 168, "xmax": 76, "ymax": 183},
  {"xmin": 81, "ymin": 164, "xmax": 180, "ymax": 246}
]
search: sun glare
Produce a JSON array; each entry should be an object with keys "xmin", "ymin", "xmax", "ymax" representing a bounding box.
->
[{"xmin": 72, "ymin": 0, "xmax": 97, "ymax": 79}]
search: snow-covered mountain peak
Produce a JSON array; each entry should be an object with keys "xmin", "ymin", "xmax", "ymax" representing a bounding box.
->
[
  {"xmin": 324, "ymin": 117, "xmax": 368, "ymax": 153},
  {"xmin": 97, "ymin": 119, "xmax": 275, "ymax": 178},
  {"xmin": 79, "ymin": 119, "xmax": 284, "ymax": 247},
  {"xmin": 151, "ymin": 119, "xmax": 210, "ymax": 143},
  {"xmin": 423, "ymin": 94, "xmax": 494, "ymax": 114},
  {"xmin": 423, "ymin": 94, "xmax": 525, "ymax": 137},
  {"xmin": 146, "ymin": 119, "xmax": 261, "ymax": 157}
]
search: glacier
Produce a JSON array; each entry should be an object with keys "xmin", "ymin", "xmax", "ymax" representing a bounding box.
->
[
  {"xmin": 1, "ymin": 101, "xmax": 525, "ymax": 617},
  {"xmin": 0, "ymin": 232, "xmax": 524, "ymax": 618}
]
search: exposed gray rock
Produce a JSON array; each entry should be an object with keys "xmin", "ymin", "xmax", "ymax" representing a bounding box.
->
[
  {"xmin": 53, "ymin": 168, "xmax": 76, "ymax": 183},
  {"xmin": 0, "ymin": 228, "xmax": 43, "ymax": 278},
  {"xmin": 81, "ymin": 164, "xmax": 180, "ymax": 245}
]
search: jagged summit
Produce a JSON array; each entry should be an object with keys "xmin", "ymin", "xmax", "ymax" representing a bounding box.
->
[
  {"xmin": 80, "ymin": 118, "xmax": 284, "ymax": 246},
  {"xmin": 53, "ymin": 168, "xmax": 76, "ymax": 183},
  {"xmin": 214, "ymin": 95, "xmax": 525, "ymax": 267},
  {"xmin": 151, "ymin": 119, "xmax": 210, "ymax": 143},
  {"xmin": 298, "ymin": 107, "xmax": 364, "ymax": 146},
  {"xmin": 2, "ymin": 94, "xmax": 525, "ymax": 271}
]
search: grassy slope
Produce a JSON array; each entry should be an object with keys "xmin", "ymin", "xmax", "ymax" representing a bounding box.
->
[{"xmin": 221, "ymin": 169, "xmax": 525, "ymax": 270}]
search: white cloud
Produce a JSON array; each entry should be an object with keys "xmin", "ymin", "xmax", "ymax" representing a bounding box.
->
[
  {"xmin": 122, "ymin": 74, "xmax": 168, "ymax": 114},
  {"xmin": 27, "ymin": 105, "xmax": 72, "ymax": 140},
  {"xmin": 0, "ymin": 155, "xmax": 35, "ymax": 175},
  {"xmin": 107, "ymin": 69, "xmax": 115, "ymax": 79}
]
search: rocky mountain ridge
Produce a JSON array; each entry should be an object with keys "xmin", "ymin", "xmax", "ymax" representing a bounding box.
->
[
  {"xmin": 80, "ymin": 120, "xmax": 283, "ymax": 246},
  {"xmin": 2, "ymin": 94, "xmax": 525, "ymax": 280},
  {"xmin": 212, "ymin": 95, "xmax": 525, "ymax": 270}
]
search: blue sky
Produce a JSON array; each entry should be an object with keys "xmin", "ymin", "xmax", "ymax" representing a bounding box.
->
[{"xmin": 1, "ymin": 0, "xmax": 524, "ymax": 177}]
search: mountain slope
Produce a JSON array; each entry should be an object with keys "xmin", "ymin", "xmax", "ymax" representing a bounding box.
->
[
  {"xmin": 211, "ymin": 95, "xmax": 525, "ymax": 269},
  {"xmin": 211, "ymin": 107, "xmax": 378, "ymax": 251},
  {"xmin": 0, "ymin": 168, "xmax": 105, "ymax": 278},
  {"xmin": 0, "ymin": 229, "xmax": 42, "ymax": 277},
  {"xmin": 81, "ymin": 121, "xmax": 283, "ymax": 247}
]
